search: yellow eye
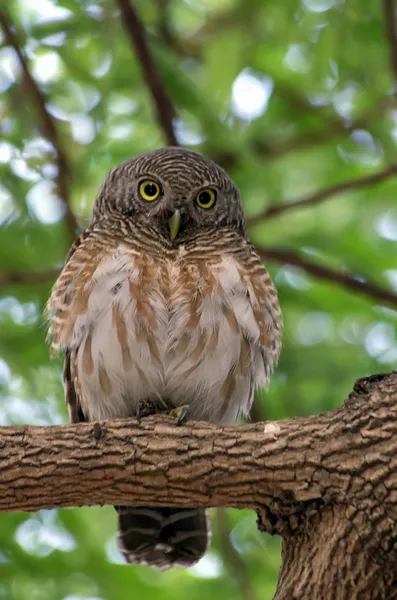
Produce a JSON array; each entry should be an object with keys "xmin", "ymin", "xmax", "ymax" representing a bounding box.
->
[
  {"xmin": 195, "ymin": 188, "xmax": 216, "ymax": 209},
  {"xmin": 138, "ymin": 180, "xmax": 161, "ymax": 202}
]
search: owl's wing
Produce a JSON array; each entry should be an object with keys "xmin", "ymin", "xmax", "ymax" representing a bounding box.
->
[
  {"xmin": 244, "ymin": 242, "xmax": 283, "ymax": 375},
  {"xmin": 63, "ymin": 349, "xmax": 85, "ymax": 423},
  {"xmin": 47, "ymin": 229, "xmax": 95, "ymax": 423},
  {"xmin": 227, "ymin": 240, "xmax": 282, "ymax": 416}
]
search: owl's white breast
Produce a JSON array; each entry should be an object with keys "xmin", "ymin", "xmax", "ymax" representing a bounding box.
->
[{"xmin": 71, "ymin": 244, "xmax": 269, "ymax": 425}]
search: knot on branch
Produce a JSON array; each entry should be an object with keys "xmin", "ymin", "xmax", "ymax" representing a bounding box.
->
[
  {"xmin": 256, "ymin": 496, "xmax": 329, "ymax": 537},
  {"xmin": 351, "ymin": 372, "xmax": 396, "ymax": 396},
  {"xmin": 92, "ymin": 421, "xmax": 107, "ymax": 441}
]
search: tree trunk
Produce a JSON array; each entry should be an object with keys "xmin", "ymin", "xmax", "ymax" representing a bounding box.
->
[{"xmin": 1, "ymin": 372, "xmax": 396, "ymax": 598}]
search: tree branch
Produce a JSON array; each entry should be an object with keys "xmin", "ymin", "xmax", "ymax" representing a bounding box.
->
[
  {"xmin": 2, "ymin": 378, "xmax": 390, "ymax": 512},
  {"xmin": 257, "ymin": 246, "xmax": 397, "ymax": 308},
  {"xmin": 0, "ymin": 11, "xmax": 79, "ymax": 242},
  {"xmin": 249, "ymin": 93, "xmax": 396, "ymax": 159},
  {"xmin": 247, "ymin": 163, "xmax": 397, "ymax": 225},
  {"xmin": 115, "ymin": 0, "xmax": 178, "ymax": 146},
  {"xmin": 0, "ymin": 268, "xmax": 58, "ymax": 287},
  {"xmin": 1, "ymin": 372, "xmax": 397, "ymax": 598},
  {"xmin": 383, "ymin": 0, "xmax": 397, "ymax": 89}
]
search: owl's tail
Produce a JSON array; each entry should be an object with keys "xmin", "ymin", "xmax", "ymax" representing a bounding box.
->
[{"xmin": 115, "ymin": 506, "xmax": 210, "ymax": 569}]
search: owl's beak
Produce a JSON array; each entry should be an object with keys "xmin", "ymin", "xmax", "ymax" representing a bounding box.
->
[{"xmin": 168, "ymin": 209, "xmax": 182, "ymax": 241}]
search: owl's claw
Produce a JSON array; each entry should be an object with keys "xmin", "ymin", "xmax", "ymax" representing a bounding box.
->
[
  {"xmin": 135, "ymin": 401, "xmax": 153, "ymax": 421},
  {"xmin": 135, "ymin": 400, "xmax": 189, "ymax": 425},
  {"xmin": 168, "ymin": 405, "xmax": 190, "ymax": 426},
  {"xmin": 135, "ymin": 398, "xmax": 168, "ymax": 421}
]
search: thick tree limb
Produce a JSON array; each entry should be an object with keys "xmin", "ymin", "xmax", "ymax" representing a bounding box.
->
[
  {"xmin": 247, "ymin": 163, "xmax": 397, "ymax": 225},
  {"xmin": 116, "ymin": 0, "xmax": 178, "ymax": 146},
  {"xmin": 0, "ymin": 11, "xmax": 79, "ymax": 242},
  {"xmin": 1, "ymin": 372, "xmax": 397, "ymax": 598}
]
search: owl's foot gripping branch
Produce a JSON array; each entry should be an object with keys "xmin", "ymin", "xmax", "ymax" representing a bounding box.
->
[{"xmin": 1, "ymin": 372, "xmax": 396, "ymax": 599}]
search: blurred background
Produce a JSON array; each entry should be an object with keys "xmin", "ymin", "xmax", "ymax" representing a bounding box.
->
[{"xmin": 1, "ymin": 0, "xmax": 397, "ymax": 598}]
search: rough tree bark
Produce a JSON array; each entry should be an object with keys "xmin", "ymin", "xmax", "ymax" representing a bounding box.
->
[{"xmin": 1, "ymin": 372, "xmax": 396, "ymax": 599}]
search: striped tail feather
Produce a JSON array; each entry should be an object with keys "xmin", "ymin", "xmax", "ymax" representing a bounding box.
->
[{"xmin": 116, "ymin": 506, "xmax": 210, "ymax": 570}]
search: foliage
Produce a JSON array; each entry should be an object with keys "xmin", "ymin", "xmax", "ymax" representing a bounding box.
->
[{"xmin": 1, "ymin": 0, "xmax": 397, "ymax": 598}]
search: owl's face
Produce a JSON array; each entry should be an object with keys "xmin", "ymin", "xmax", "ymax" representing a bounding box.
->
[{"xmin": 93, "ymin": 147, "xmax": 245, "ymax": 241}]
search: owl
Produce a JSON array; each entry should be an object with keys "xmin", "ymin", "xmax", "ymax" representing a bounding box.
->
[{"xmin": 47, "ymin": 147, "xmax": 282, "ymax": 569}]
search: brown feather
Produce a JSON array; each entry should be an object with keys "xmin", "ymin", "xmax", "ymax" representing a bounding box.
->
[{"xmin": 112, "ymin": 305, "xmax": 133, "ymax": 371}]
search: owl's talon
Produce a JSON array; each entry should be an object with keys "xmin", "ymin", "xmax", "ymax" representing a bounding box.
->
[
  {"xmin": 135, "ymin": 399, "xmax": 158, "ymax": 421},
  {"xmin": 168, "ymin": 405, "xmax": 190, "ymax": 426},
  {"xmin": 177, "ymin": 407, "xmax": 189, "ymax": 426}
]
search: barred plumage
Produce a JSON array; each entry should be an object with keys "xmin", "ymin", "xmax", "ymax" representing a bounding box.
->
[{"xmin": 47, "ymin": 147, "xmax": 282, "ymax": 569}]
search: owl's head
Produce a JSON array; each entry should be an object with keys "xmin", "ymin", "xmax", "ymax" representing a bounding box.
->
[{"xmin": 93, "ymin": 147, "xmax": 244, "ymax": 241}]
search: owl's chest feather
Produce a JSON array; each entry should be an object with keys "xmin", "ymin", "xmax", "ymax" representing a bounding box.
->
[{"xmin": 53, "ymin": 244, "xmax": 273, "ymax": 424}]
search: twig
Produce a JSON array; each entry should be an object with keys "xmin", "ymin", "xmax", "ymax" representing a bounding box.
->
[
  {"xmin": 251, "ymin": 93, "xmax": 396, "ymax": 159},
  {"xmin": 215, "ymin": 509, "xmax": 259, "ymax": 600},
  {"xmin": 247, "ymin": 163, "xmax": 397, "ymax": 225},
  {"xmin": 0, "ymin": 11, "xmax": 79, "ymax": 241},
  {"xmin": 115, "ymin": 0, "xmax": 178, "ymax": 146},
  {"xmin": 257, "ymin": 246, "xmax": 397, "ymax": 308},
  {"xmin": 383, "ymin": 0, "xmax": 397, "ymax": 88},
  {"xmin": 0, "ymin": 269, "xmax": 58, "ymax": 288}
]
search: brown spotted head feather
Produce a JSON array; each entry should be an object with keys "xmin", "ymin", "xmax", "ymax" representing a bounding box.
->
[{"xmin": 92, "ymin": 147, "xmax": 244, "ymax": 241}]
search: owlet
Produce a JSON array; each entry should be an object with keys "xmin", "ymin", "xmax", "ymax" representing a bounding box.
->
[{"xmin": 47, "ymin": 147, "xmax": 282, "ymax": 569}]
